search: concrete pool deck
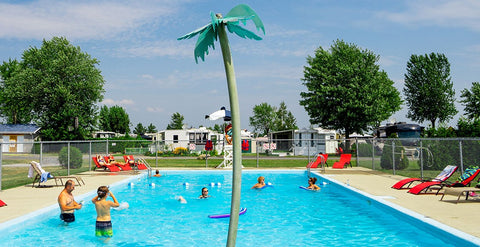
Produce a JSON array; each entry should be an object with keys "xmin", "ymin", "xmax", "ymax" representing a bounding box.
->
[{"xmin": 0, "ymin": 167, "xmax": 479, "ymax": 239}]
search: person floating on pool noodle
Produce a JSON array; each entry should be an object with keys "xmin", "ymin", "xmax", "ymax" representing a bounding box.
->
[
  {"xmin": 251, "ymin": 176, "xmax": 266, "ymax": 189},
  {"xmin": 57, "ymin": 179, "xmax": 82, "ymax": 223},
  {"xmin": 307, "ymin": 177, "xmax": 321, "ymax": 191},
  {"xmin": 153, "ymin": 170, "xmax": 162, "ymax": 177},
  {"xmin": 199, "ymin": 187, "xmax": 211, "ymax": 199},
  {"xmin": 92, "ymin": 186, "xmax": 120, "ymax": 238}
]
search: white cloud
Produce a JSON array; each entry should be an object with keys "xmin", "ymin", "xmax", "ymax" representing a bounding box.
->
[
  {"xmin": 0, "ymin": 0, "xmax": 179, "ymax": 40},
  {"xmin": 102, "ymin": 98, "xmax": 134, "ymax": 106},
  {"xmin": 377, "ymin": 0, "xmax": 480, "ymax": 31},
  {"xmin": 146, "ymin": 107, "xmax": 164, "ymax": 113},
  {"xmin": 116, "ymin": 40, "xmax": 192, "ymax": 58}
]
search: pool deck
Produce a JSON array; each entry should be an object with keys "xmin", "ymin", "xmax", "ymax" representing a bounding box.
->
[{"xmin": 0, "ymin": 167, "xmax": 479, "ymax": 240}]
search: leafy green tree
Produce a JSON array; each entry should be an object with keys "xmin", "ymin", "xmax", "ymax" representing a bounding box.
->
[
  {"xmin": 166, "ymin": 112, "xmax": 185, "ymax": 130},
  {"xmin": 133, "ymin": 123, "xmax": 147, "ymax": 135},
  {"xmin": 300, "ymin": 39, "xmax": 401, "ymax": 139},
  {"xmin": 146, "ymin": 123, "xmax": 157, "ymax": 133},
  {"xmin": 98, "ymin": 105, "xmax": 130, "ymax": 134},
  {"xmin": 213, "ymin": 124, "xmax": 224, "ymax": 133},
  {"xmin": 1, "ymin": 37, "xmax": 105, "ymax": 140},
  {"xmin": 459, "ymin": 82, "xmax": 480, "ymax": 120},
  {"xmin": 249, "ymin": 103, "xmax": 275, "ymax": 136},
  {"xmin": 0, "ymin": 59, "xmax": 33, "ymax": 124},
  {"xmin": 404, "ymin": 53, "xmax": 457, "ymax": 129},
  {"xmin": 273, "ymin": 101, "xmax": 297, "ymax": 132}
]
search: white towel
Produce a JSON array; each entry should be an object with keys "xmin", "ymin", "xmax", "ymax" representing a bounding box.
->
[{"xmin": 28, "ymin": 165, "xmax": 34, "ymax": 178}]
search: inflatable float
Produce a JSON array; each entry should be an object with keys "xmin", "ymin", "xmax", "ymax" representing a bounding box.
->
[{"xmin": 208, "ymin": 207, "xmax": 247, "ymax": 219}]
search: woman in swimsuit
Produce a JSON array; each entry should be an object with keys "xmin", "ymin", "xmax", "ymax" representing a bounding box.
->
[
  {"xmin": 199, "ymin": 187, "xmax": 211, "ymax": 199},
  {"xmin": 307, "ymin": 177, "xmax": 321, "ymax": 191},
  {"xmin": 251, "ymin": 176, "xmax": 266, "ymax": 189}
]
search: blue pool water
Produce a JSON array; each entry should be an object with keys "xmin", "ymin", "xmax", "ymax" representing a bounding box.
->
[{"xmin": 0, "ymin": 170, "xmax": 477, "ymax": 246}]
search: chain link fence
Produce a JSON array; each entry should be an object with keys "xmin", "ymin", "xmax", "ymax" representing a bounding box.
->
[{"xmin": 1, "ymin": 137, "xmax": 479, "ymax": 190}]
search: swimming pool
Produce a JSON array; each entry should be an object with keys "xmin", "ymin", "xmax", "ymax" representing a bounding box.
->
[{"xmin": 0, "ymin": 170, "xmax": 478, "ymax": 246}]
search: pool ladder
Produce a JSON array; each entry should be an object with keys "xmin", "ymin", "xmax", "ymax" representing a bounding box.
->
[
  {"xmin": 137, "ymin": 157, "xmax": 153, "ymax": 177},
  {"xmin": 306, "ymin": 155, "xmax": 326, "ymax": 177}
]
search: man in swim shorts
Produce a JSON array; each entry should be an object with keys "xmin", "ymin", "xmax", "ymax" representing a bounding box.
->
[
  {"xmin": 57, "ymin": 180, "xmax": 82, "ymax": 223},
  {"xmin": 92, "ymin": 186, "xmax": 119, "ymax": 237}
]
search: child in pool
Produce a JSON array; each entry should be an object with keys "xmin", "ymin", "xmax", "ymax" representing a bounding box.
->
[
  {"xmin": 307, "ymin": 177, "xmax": 321, "ymax": 191},
  {"xmin": 251, "ymin": 176, "xmax": 266, "ymax": 189},
  {"xmin": 92, "ymin": 186, "xmax": 120, "ymax": 238}
]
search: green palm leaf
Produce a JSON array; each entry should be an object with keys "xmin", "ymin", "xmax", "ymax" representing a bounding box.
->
[
  {"xmin": 225, "ymin": 4, "xmax": 265, "ymax": 35},
  {"xmin": 194, "ymin": 25, "xmax": 217, "ymax": 63},
  {"xmin": 226, "ymin": 23, "xmax": 262, "ymax": 40}
]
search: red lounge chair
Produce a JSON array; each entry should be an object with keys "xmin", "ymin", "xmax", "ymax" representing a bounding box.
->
[
  {"xmin": 392, "ymin": 165, "xmax": 457, "ymax": 190},
  {"xmin": 332, "ymin": 154, "xmax": 352, "ymax": 169},
  {"xmin": 104, "ymin": 156, "xmax": 132, "ymax": 171},
  {"xmin": 409, "ymin": 166, "xmax": 480, "ymax": 195},
  {"xmin": 307, "ymin": 154, "xmax": 328, "ymax": 168},
  {"xmin": 123, "ymin": 155, "xmax": 148, "ymax": 170},
  {"xmin": 92, "ymin": 156, "xmax": 120, "ymax": 172},
  {"xmin": 0, "ymin": 199, "xmax": 6, "ymax": 207}
]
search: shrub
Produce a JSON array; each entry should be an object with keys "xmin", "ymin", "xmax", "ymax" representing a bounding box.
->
[
  {"xmin": 380, "ymin": 139, "xmax": 409, "ymax": 170},
  {"xmin": 58, "ymin": 146, "xmax": 83, "ymax": 169},
  {"xmin": 173, "ymin": 147, "xmax": 189, "ymax": 156}
]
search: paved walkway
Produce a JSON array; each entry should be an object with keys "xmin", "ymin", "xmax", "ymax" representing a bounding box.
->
[{"xmin": 0, "ymin": 167, "xmax": 479, "ymax": 242}]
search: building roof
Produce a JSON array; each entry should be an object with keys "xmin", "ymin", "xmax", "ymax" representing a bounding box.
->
[{"xmin": 0, "ymin": 124, "xmax": 41, "ymax": 134}]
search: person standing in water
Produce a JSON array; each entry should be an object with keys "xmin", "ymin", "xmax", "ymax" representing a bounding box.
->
[
  {"xmin": 92, "ymin": 186, "xmax": 120, "ymax": 238},
  {"xmin": 58, "ymin": 180, "xmax": 82, "ymax": 223}
]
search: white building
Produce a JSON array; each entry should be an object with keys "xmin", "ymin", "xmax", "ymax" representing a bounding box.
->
[
  {"xmin": 157, "ymin": 127, "xmax": 224, "ymax": 153},
  {"xmin": 0, "ymin": 124, "xmax": 41, "ymax": 153},
  {"xmin": 270, "ymin": 127, "xmax": 338, "ymax": 156}
]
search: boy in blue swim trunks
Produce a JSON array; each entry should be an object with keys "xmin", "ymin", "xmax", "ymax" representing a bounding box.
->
[{"xmin": 92, "ymin": 186, "xmax": 120, "ymax": 238}]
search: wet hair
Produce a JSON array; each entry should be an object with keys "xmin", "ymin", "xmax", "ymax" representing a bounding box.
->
[
  {"xmin": 97, "ymin": 186, "xmax": 109, "ymax": 199},
  {"xmin": 309, "ymin": 177, "xmax": 317, "ymax": 184},
  {"xmin": 257, "ymin": 176, "xmax": 265, "ymax": 183},
  {"xmin": 202, "ymin": 187, "xmax": 208, "ymax": 193},
  {"xmin": 156, "ymin": 170, "xmax": 160, "ymax": 174}
]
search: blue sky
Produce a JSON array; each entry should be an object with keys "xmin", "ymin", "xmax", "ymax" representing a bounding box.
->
[{"xmin": 0, "ymin": 0, "xmax": 479, "ymax": 132}]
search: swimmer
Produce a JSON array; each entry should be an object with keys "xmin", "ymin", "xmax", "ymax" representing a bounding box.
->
[
  {"xmin": 153, "ymin": 170, "xmax": 161, "ymax": 177},
  {"xmin": 199, "ymin": 187, "xmax": 211, "ymax": 199},
  {"xmin": 251, "ymin": 176, "xmax": 266, "ymax": 189},
  {"xmin": 307, "ymin": 177, "xmax": 320, "ymax": 191},
  {"xmin": 176, "ymin": 196, "xmax": 187, "ymax": 204}
]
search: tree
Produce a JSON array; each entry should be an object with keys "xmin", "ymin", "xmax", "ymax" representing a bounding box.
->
[
  {"xmin": 249, "ymin": 101, "xmax": 297, "ymax": 135},
  {"xmin": 213, "ymin": 124, "xmax": 224, "ymax": 133},
  {"xmin": 249, "ymin": 103, "xmax": 275, "ymax": 136},
  {"xmin": 146, "ymin": 123, "xmax": 157, "ymax": 133},
  {"xmin": 273, "ymin": 101, "xmax": 297, "ymax": 132},
  {"xmin": 459, "ymin": 82, "xmax": 480, "ymax": 120},
  {"xmin": 166, "ymin": 112, "xmax": 185, "ymax": 130},
  {"xmin": 300, "ymin": 39, "xmax": 401, "ymax": 139},
  {"xmin": 133, "ymin": 123, "xmax": 146, "ymax": 135},
  {"xmin": 0, "ymin": 37, "xmax": 105, "ymax": 140},
  {"xmin": 178, "ymin": 4, "xmax": 264, "ymax": 245},
  {"xmin": 0, "ymin": 59, "xmax": 34, "ymax": 124},
  {"xmin": 404, "ymin": 53, "xmax": 457, "ymax": 129},
  {"xmin": 98, "ymin": 105, "xmax": 130, "ymax": 134}
]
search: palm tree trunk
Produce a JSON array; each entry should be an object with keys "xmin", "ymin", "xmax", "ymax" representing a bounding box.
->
[{"xmin": 218, "ymin": 23, "xmax": 242, "ymax": 246}]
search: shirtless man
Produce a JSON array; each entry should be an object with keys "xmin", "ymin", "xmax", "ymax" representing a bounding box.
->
[
  {"xmin": 57, "ymin": 180, "xmax": 82, "ymax": 223},
  {"xmin": 251, "ymin": 176, "xmax": 266, "ymax": 189},
  {"xmin": 92, "ymin": 186, "xmax": 120, "ymax": 238}
]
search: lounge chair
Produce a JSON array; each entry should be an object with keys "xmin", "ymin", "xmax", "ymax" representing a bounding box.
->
[
  {"xmin": 408, "ymin": 166, "xmax": 480, "ymax": 195},
  {"xmin": 332, "ymin": 154, "xmax": 352, "ymax": 169},
  {"xmin": 440, "ymin": 187, "xmax": 480, "ymax": 203},
  {"xmin": 92, "ymin": 156, "xmax": 121, "ymax": 172},
  {"xmin": 392, "ymin": 165, "xmax": 458, "ymax": 190},
  {"xmin": 104, "ymin": 155, "xmax": 133, "ymax": 171},
  {"xmin": 123, "ymin": 155, "xmax": 148, "ymax": 170},
  {"xmin": 307, "ymin": 153, "xmax": 328, "ymax": 168},
  {"xmin": 0, "ymin": 199, "xmax": 6, "ymax": 207},
  {"xmin": 29, "ymin": 161, "xmax": 85, "ymax": 188}
]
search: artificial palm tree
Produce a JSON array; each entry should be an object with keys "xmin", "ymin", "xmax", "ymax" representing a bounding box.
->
[{"xmin": 178, "ymin": 4, "xmax": 264, "ymax": 246}]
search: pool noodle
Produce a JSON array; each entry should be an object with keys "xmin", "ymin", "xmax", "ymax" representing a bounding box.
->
[
  {"xmin": 299, "ymin": 186, "xmax": 317, "ymax": 191},
  {"xmin": 208, "ymin": 207, "xmax": 247, "ymax": 219}
]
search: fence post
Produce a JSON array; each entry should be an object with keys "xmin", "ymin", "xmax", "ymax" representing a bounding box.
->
[
  {"xmin": 106, "ymin": 139, "xmax": 109, "ymax": 155},
  {"xmin": 371, "ymin": 139, "xmax": 375, "ymax": 170},
  {"xmin": 355, "ymin": 138, "xmax": 359, "ymax": 167},
  {"xmin": 256, "ymin": 142, "xmax": 259, "ymax": 168},
  {"xmin": 459, "ymin": 140, "xmax": 464, "ymax": 174},
  {"xmin": 155, "ymin": 140, "xmax": 158, "ymax": 168},
  {"xmin": 40, "ymin": 142, "xmax": 43, "ymax": 164},
  {"xmin": 392, "ymin": 140, "xmax": 396, "ymax": 175},
  {"xmin": 89, "ymin": 141, "xmax": 92, "ymax": 171},
  {"xmin": 420, "ymin": 140, "xmax": 424, "ymax": 179},
  {"xmin": 68, "ymin": 142, "xmax": 71, "ymax": 176}
]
